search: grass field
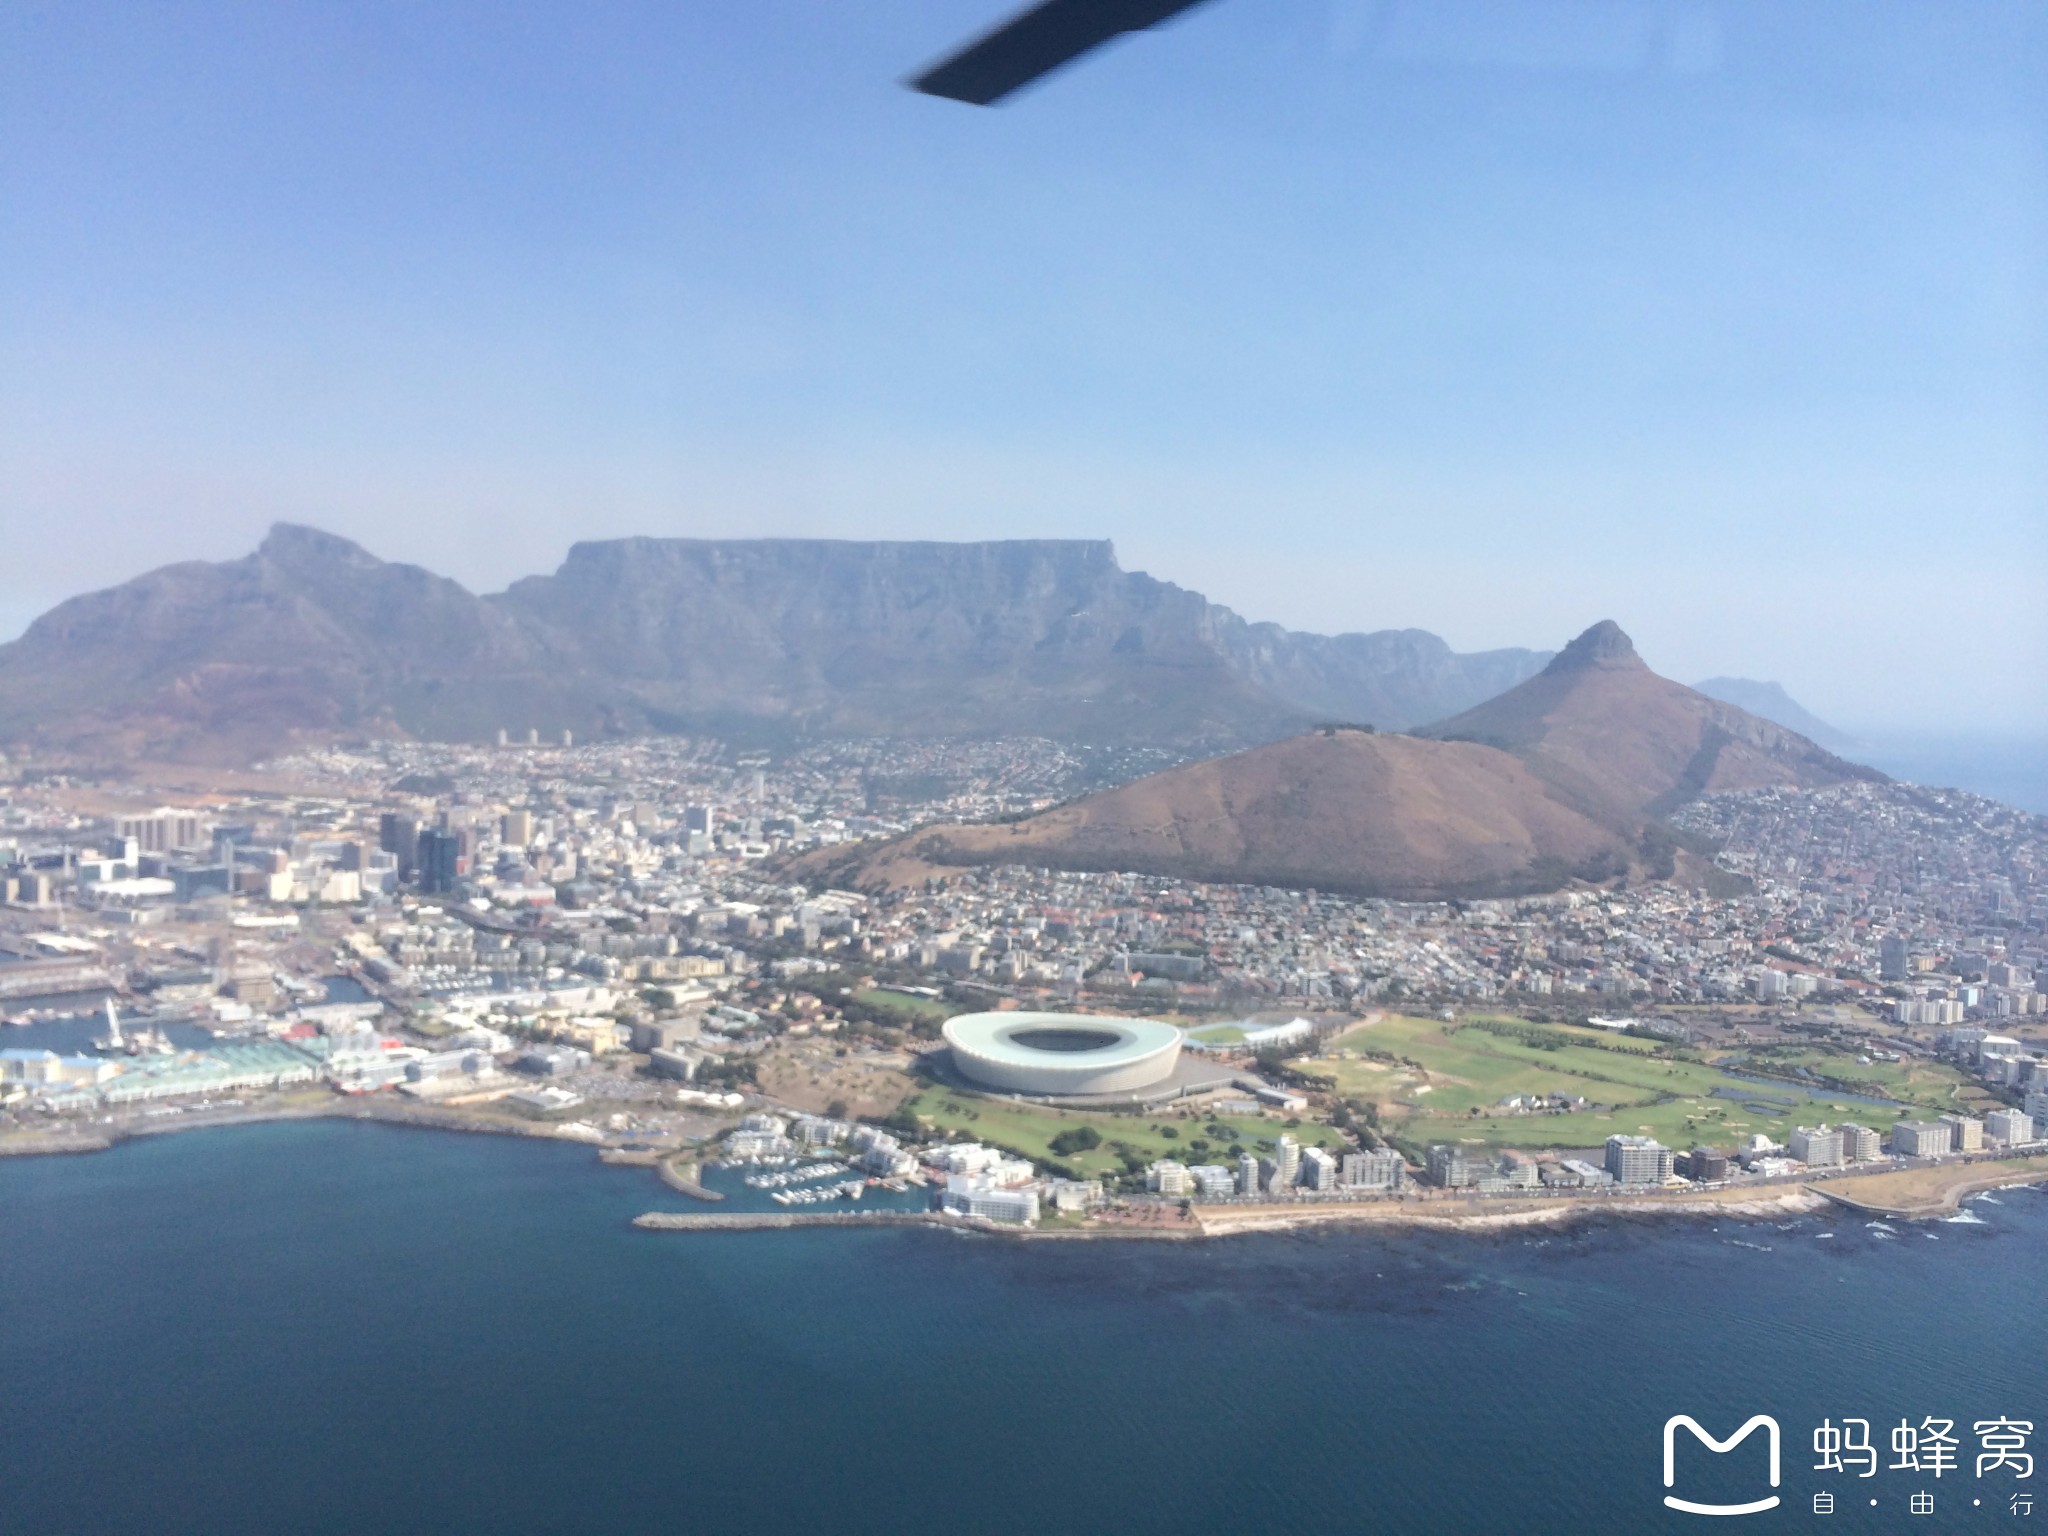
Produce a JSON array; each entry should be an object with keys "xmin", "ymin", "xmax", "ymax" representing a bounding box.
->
[
  {"xmin": 1319, "ymin": 1014, "xmax": 1986, "ymax": 1155},
  {"xmin": 1185, "ymin": 1023, "xmax": 1245, "ymax": 1045},
  {"xmin": 1727, "ymin": 1045, "xmax": 1997, "ymax": 1110},
  {"xmin": 898, "ymin": 1089, "xmax": 1344, "ymax": 1182},
  {"xmin": 853, "ymin": 988, "xmax": 956, "ymax": 1025}
]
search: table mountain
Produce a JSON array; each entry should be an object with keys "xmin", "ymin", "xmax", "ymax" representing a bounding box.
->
[{"xmin": 0, "ymin": 523, "xmax": 1550, "ymax": 761}]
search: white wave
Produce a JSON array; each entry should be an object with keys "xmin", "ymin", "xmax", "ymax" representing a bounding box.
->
[{"xmin": 1942, "ymin": 1208, "xmax": 1987, "ymax": 1225}]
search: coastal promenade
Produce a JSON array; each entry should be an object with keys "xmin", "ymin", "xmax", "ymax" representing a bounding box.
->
[{"xmin": 1810, "ymin": 1156, "xmax": 2048, "ymax": 1218}]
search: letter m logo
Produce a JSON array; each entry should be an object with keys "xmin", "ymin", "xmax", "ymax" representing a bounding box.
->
[{"xmin": 1663, "ymin": 1414, "xmax": 1782, "ymax": 1516}]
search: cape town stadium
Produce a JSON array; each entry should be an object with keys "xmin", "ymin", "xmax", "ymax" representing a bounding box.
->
[{"xmin": 941, "ymin": 1012, "xmax": 1183, "ymax": 1097}]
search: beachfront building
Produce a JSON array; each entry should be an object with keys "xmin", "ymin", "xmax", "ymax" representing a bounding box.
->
[
  {"xmin": 1985, "ymin": 1109, "xmax": 2034, "ymax": 1147},
  {"xmin": 1189, "ymin": 1165, "xmax": 1236, "ymax": 1200},
  {"xmin": 1838, "ymin": 1123, "xmax": 1883, "ymax": 1162},
  {"xmin": 1678, "ymin": 1148, "xmax": 1729, "ymax": 1181},
  {"xmin": 1426, "ymin": 1144, "xmax": 1473, "ymax": 1189},
  {"xmin": 1789, "ymin": 1125, "xmax": 1845, "ymax": 1168},
  {"xmin": 1939, "ymin": 1114, "xmax": 1985, "ymax": 1152},
  {"xmin": 1300, "ymin": 1147, "xmax": 1338, "ymax": 1192},
  {"xmin": 940, "ymin": 1173, "xmax": 1040, "ymax": 1225},
  {"xmin": 1043, "ymin": 1178, "xmax": 1105, "ymax": 1213},
  {"xmin": 1340, "ymin": 1149, "xmax": 1405, "ymax": 1192},
  {"xmin": 1891, "ymin": 1120, "xmax": 1951, "ymax": 1157},
  {"xmin": 1547, "ymin": 1158, "xmax": 1614, "ymax": 1189},
  {"xmin": 1604, "ymin": 1135, "xmax": 1674, "ymax": 1186},
  {"xmin": 1273, "ymin": 1135, "xmax": 1301, "ymax": 1189},
  {"xmin": 1147, "ymin": 1160, "xmax": 1194, "ymax": 1197}
]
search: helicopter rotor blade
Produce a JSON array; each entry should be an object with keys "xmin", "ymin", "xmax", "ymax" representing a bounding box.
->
[{"xmin": 909, "ymin": 0, "xmax": 1217, "ymax": 106}]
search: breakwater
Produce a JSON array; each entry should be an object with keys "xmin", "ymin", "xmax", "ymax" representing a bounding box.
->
[
  {"xmin": 634, "ymin": 1209, "xmax": 946, "ymax": 1232},
  {"xmin": 655, "ymin": 1157, "xmax": 724, "ymax": 1201}
]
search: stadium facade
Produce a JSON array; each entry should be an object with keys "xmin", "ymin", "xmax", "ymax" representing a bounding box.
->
[{"xmin": 942, "ymin": 1012, "xmax": 1183, "ymax": 1097}]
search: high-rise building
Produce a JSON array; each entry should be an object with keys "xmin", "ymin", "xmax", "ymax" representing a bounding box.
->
[
  {"xmin": 1236, "ymin": 1151, "xmax": 1261, "ymax": 1197},
  {"xmin": 1879, "ymin": 935, "xmax": 1910, "ymax": 981},
  {"xmin": 1789, "ymin": 1125, "xmax": 1845, "ymax": 1168},
  {"xmin": 1890, "ymin": 1120, "xmax": 1950, "ymax": 1157},
  {"xmin": 1985, "ymin": 1109, "xmax": 2034, "ymax": 1146},
  {"xmin": 1680, "ymin": 1148, "xmax": 1730, "ymax": 1181},
  {"xmin": 1426, "ymin": 1144, "xmax": 1472, "ymax": 1188},
  {"xmin": 2025, "ymin": 1090, "xmax": 2048, "ymax": 1129},
  {"xmin": 417, "ymin": 829, "xmax": 463, "ymax": 894},
  {"xmin": 1939, "ymin": 1114, "xmax": 1984, "ymax": 1153},
  {"xmin": 1838, "ymin": 1124, "xmax": 1883, "ymax": 1162},
  {"xmin": 1147, "ymin": 1160, "xmax": 1193, "ymax": 1197},
  {"xmin": 1299, "ymin": 1147, "xmax": 1338, "ymax": 1192},
  {"xmin": 379, "ymin": 814, "xmax": 420, "ymax": 877},
  {"xmin": 1273, "ymin": 1134, "xmax": 1301, "ymax": 1189},
  {"xmin": 1340, "ymin": 1149, "xmax": 1405, "ymax": 1191},
  {"xmin": 1189, "ymin": 1164, "xmax": 1233, "ymax": 1199},
  {"xmin": 684, "ymin": 805, "xmax": 712, "ymax": 835},
  {"xmin": 1604, "ymin": 1135, "xmax": 1673, "ymax": 1185},
  {"xmin": 118, "ymin": 808, "xmax": 206, "ymax": 854},
  {"xmin": 502, "ymin": 809, "xmax": 534, "ymax": 847}
]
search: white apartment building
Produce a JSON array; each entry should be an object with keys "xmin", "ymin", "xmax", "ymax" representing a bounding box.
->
[
  {"xmin": 1838, "ymin": 1123, "xmax": 1883, "ymax": 1162},
  {"xmin": 1299, "ymin": 1146, "xmax": 1338, "ymax": 1192},
  {"xmin": 1939, "ymin": 1114, "xmax": 1984, "ymax": 1153},
  {"xmin": 1147, "ymin": 1160, "xmax": 1194, "ymax": 1197},
  {"xmin": 1340, "ymin": 1149, "xmax": 1405, "ymax": 1191},
  {"xmin": 1789, "ymin": 1125, "xmax": 1845, "ymax": 1168},
  {"xmin": 1985, "ymin": 1109, "xmax": 2034, "ymax": 1146},
  {"xmin": 1605, "ymin": 1134, "xmax": 1673, "ymax": 1185}
]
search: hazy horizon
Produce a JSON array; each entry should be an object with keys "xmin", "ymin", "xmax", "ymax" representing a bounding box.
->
[{"xmin": 3, "ymin": 0, "xmax": 2043, "ymax": 736}]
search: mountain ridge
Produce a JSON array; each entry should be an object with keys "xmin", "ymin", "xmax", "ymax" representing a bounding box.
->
[
  {"xmin": 1690, "ymin": 676, "xmax": 1857, "ymax": 751},
  {"xmin": 0, "ymin": 524, "xmax": 1554, "ymax": 762},
  {"xmin": 806, "ymin": 622, "xmax": 1887, "ymax": 901}
]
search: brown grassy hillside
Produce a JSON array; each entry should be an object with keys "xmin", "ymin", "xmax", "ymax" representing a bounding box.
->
[{"xmin": 805, "ymin": 623, "xmax": 1884, "ymax": 900}]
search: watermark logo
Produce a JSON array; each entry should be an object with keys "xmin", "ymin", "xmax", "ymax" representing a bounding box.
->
[{"xmin": 1664, "ymin": 1414, "xmax": 1782, "ymax": 1516}]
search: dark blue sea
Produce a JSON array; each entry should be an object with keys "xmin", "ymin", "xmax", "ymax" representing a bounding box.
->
[{"xmin": 2, "ymin": 1120, "xmax": 2041, "ymax": 1535}]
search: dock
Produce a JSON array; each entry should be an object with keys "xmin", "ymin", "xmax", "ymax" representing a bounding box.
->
[{"xmin": 634, "ymin": 1210, "xmax": 947, "ymax": 1232}]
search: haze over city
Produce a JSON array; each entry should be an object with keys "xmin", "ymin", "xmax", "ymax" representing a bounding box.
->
[{"xmin": 4, "ymin": 0, "xmax": 2043, "ymax": 734}]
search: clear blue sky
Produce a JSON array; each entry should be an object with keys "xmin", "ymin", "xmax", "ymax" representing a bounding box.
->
[{"xmin": 3, "ymin": 0, "xmax": 2043, "ymax": 733}]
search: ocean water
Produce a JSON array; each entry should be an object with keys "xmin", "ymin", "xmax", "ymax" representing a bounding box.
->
[
  {"xmin": 1854, "ymin": 734, "xmax": 2048, "ymax": 816},
  {"xmin": 2, "ymin": 1120, "xmax": 2042, "ymax": 1536}
]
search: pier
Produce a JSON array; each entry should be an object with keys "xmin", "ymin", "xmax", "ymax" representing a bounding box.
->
[{"xmin": 634, "ymin": 1210, "xmax": 947, "ymax": 1232}]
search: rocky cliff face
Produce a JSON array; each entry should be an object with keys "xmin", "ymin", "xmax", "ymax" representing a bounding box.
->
[
  {"xmin": 0, "ymin": 524, "xmax": 1553, "ymax": 760},
  {"xmin": 493, "ymin": 535, "xmax": 1552, "ymax": 743}
]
